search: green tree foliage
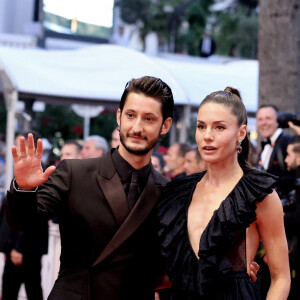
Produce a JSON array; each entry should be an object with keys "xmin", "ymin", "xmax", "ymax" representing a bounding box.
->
[
  {"xmin": 33, "ymin": 105, "xmax": 117, "ymax": 145},
  {"xmin": 183, "ymin": 0, "xmax": 213, "ymax": 55},
  {"xmin": 33, "ymin": 105, "xmax": 84, "ymax": 143},
  {"xmin": 237, "ymin": 0, "xmax": 258, "ymax": 10},
  {"xmin": 120, "ymin": 0, "xmax": 212, "ymax": 53},
  {"xmin": 214, "ymin": 7, "xmax": 258, "ymax": 59}
]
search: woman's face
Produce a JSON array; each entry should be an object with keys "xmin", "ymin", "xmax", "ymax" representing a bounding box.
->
[{"xmin": 195, "ymin": 102, "xmax": 246, "ymax": 165}]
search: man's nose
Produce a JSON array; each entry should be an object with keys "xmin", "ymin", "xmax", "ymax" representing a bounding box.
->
[{"xmin": 132, "ymin": 118, "xmax": 143, "ymax": 132}]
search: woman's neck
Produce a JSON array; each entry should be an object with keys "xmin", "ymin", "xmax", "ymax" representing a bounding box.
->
[{"xmin": 204, "ymin": 159, "xmax": 243, "ymax": 187}]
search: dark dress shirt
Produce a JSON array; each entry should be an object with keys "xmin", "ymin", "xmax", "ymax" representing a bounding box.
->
[{"xmin": 112, "ymin": 148, "xmax": 151, "ymax": 205}]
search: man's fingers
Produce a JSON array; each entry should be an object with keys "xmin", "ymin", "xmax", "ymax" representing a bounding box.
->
[
  {"xmin": 27, "ymin": 133, "xmax": 35, "ymax": 156},
  {"xmin": 12, "ymin": 146, "xmax": 19, "ymax": 164},
  {"xmin": 35, "ymin": 138, "xmax": 43, "ymax": 158},
  {"xmin": 43, "ymin": 166, "xmax": 56, "ymax": 180},
  {"xmin": 19, "ymin": 136, "xmax": 27, "ymax": 157}
]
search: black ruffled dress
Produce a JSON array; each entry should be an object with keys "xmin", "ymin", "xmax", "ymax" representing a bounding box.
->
[{"xmin": 156, "ymin": 168, "xmax": 277, "ymax": 300}]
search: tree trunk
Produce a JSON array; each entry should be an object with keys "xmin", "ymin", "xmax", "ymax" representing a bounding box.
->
[{"xmin": 258, "ymin": 0, "xmax": 300, "ymax": 113}]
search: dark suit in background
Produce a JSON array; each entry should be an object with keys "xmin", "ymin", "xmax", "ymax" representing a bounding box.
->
[
  {"xmin": 257, "ymin": 131, "xmax": 294, "ymax": 197},
  {"xmin": 5, "ymin": 150, "xmax": 168, "ymax": 300},
  {"xmin": 0, "ymin": 203, "xmax": 48, "ymax": 300}
]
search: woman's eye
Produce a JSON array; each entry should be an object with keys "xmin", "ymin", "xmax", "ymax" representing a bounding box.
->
[
  {"xmin": 197, "ymin": 124, "xmax": 205, "ymax": 129},
  {"xmin": 127, "ymin": 113, "xmax": 134, "ymax": 118},
  {"xmin": 216, "ymin": 126, "xmax": 225, "ymax": 130},
  {"xmin": 145, "ymin": 117, "xmax": 153, "ymax": 122}
]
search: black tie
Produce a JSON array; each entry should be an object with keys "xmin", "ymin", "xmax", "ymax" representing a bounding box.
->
[
  {"xmin": 261, "ymin": 138, "xmax": 271, "ymax": 150},
  {"xmin": 128, "ymin": 171, "xmax": 140, "ymax": 210}
]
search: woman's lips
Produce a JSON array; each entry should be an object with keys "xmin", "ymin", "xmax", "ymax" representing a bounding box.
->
[{"xmin": 202, "ymin": 146, "xmax": 217, "ymax": 153}]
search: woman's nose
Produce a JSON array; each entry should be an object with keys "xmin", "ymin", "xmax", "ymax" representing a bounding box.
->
[{"xmin": 204, "ymin": 129, "xmax": 214, "ymax": 141}]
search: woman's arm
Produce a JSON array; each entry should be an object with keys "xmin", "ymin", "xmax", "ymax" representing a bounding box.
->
[{"xmin": 256, "ymin": 190, "xmax": 291, "ymax": 300}]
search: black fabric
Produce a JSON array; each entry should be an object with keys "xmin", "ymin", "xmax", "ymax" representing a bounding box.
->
[
  {"xmin": 260, "ymin": 138, "xmax": 271, "ymax": 150},
  {"xmin": 156, "ymin": 168, "xmax": 277, "ymax": 299},
  {"xmin": 112, "ymin": 148, "xmax": 151, "ymax": 208},
  {"xmin": 128, "ymin": 171, "xmax": 140, "ymax": 210},
  {"xmin": 171, "ymin": 172, "xmax": 186, "ymax": 181},
  {"xmin": 2, "ymin": 252, "xmax": 43, "ymax": 300},
  {"xmin": 257, "ymin": 132, "xmax": 293, "ymax": 197}
]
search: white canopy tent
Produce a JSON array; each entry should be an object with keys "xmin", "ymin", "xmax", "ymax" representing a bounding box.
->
[
  {"xmin": 0, "ymin": 44, "xmax": 259, "ymax": 190},
  {"xmin": 155, "ymin": 54, "xmax": 258, "ymax": 112}
]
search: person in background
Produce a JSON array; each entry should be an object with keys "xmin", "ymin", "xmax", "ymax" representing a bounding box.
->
[
  {"xmin": 0, "ymin": 131, "xmax": 48, "ymax": 300},
  {"xmin": 183, "ymin": 146, "xmax": 206, "ymax": 175},
  {"xmin": 110, "ymin": 25, "xmax": 130, "ymax": 47},
  {"xmin": 164, "ymin": 143, "xmax": 191, "ymax": 180},
  {"xmin": 151, "ymin": 152, "xmax": 165, "ymax": 175},
  {"xmin": 256, "ymin": 104, "xmax": 293, "ymax": 197},
  {"xmin": 81, "ymin": 135, "xmax": 108, "ymax": 159},
  {"xmin": 111, "ymin": 127, "xmax": 120, "ymax": 149},
  {"xmin": 199, "ymin": 29, "xmax": 216, "ymax": 58},
  {"xmin": 60, "ymin": 140, "xmax": 82, "ymax": 160}
]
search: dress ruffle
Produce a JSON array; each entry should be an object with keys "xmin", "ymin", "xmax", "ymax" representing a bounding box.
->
[{"xmin": 156, "ymin": 168, "xmax": 277, "ymax": 298}]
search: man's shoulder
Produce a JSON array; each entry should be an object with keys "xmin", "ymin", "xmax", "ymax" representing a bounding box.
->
[
  {"xmin": 276, "ymin": 132, "xmax": 292, "ymax": 146},
  {"xmin": 151, "ymin": 168, "xmax": 169, "ymax": 186},
  {"xmin": 56, "ymin": 157, "xmax": 106, "ymax": 176}
]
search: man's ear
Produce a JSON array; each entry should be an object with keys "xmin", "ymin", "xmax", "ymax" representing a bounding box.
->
[
  {"xmin": 98, "ymin": 149, "xmax": 104, "ymax": 157},
  {"xmin": 296, "ymin": 154, "xmax": 300, "ymax": 166},
  {"xmin": 160, "ymin": 117, "xmax": 172, "ymax": 135},
  {"xmin": 116, "ymin": 109, "xmax": 121, "ymax": 127}
]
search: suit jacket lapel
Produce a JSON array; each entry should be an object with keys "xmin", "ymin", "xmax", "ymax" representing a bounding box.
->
[
  {"xmin": 96, "ymin": 150, "xmax": 130, "ymax": 226},
  {"xmin": 92, "ymin": 172, "xmax": 163, "ymax": 267},
  {"xmin": 97, "ymin": 173, "xmax": 129, "ymax": 226}
]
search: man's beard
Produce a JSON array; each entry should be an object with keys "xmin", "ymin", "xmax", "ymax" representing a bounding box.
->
[
  {"xmin": 119, "ymin": 126, "xmax": 161, "ymax": 156},
  {"xmin": 287, "ymin": 159, "xmax": 297, "ymax": 172}
]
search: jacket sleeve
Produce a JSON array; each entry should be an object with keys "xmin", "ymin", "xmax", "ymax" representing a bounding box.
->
[{"xmin": 5, "ymin": 159, "xmax": 72, "ymax": 231}]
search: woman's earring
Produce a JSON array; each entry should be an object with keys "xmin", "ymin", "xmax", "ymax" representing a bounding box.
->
[{"xmin": 237, "ymin": 140, "xmax": 242, "ymax": 154}]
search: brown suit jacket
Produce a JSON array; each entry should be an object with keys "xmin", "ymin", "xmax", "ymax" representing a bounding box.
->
[{"xmin": 5, "ymin": 150, "xmax": 169, "ymax": 300}]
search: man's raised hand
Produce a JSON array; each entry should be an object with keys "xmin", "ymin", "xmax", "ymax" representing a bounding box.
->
[{"xmin": 12, "ymin": 133, "xmax": 56, "ymax": 190}]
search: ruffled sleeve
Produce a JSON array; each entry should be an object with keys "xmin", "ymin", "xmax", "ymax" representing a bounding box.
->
[{"xmin": 156, "ymin": 169, "xmax": 277, "ymax": 297}]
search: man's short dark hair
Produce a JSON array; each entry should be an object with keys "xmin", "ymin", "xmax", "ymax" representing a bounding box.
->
[
  {"xmin": 257, "ymin": 104, "xmax": 279, "ymax": 114},
  {"xmin": 190, "ymin": 145, "xmax": 202, "ymax": 163},
  {"xmin": 177, "ymin": 143, "xmax": 192, "ymax": 158},
  {"xmin": 290, "ymin": 136, "xmax": 300, "ymax": 154},
  {"xmin": 119, "ymin": 76, "xmax": 174, "ymax": 122}
]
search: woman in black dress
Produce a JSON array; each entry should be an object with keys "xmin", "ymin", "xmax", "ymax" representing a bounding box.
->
[{"xmin": 156, "ymin": 87, "xmax": 290, "ymax": 299}]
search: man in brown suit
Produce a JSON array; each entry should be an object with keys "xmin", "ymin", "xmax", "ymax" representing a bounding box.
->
[{"xmin": 5, "ymin": 76, "xmax": 173, "ymax": 300}]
